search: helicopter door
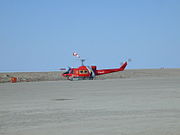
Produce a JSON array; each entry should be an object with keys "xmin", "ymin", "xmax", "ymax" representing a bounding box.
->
[
  {"xmin": 74, "ymin": 70, "xmax": 79, "ymax": 74},
  {"xmin": 69, "ymin": 69, "xmax": 74, "ymax": 74}
]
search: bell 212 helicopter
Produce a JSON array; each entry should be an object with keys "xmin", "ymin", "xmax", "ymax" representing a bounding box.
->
[{"xmin": 60, "ymin": 52, "xmax": 128, "ymax": 81}]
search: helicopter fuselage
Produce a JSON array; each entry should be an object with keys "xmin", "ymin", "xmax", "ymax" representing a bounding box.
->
[{"xmin": 62, "ymin": 62, "xmax": 127, "ymax": 81}]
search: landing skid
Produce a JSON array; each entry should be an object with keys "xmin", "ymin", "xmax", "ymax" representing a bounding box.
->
[{"xmin": 68, "ymin": 77, "xmax": 94, "ymax": 81}]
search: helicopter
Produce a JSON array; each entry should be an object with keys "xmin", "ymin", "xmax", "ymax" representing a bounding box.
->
[{"xmin": 60, "ymin": 52, "xmax": 128, "ymax": 81}]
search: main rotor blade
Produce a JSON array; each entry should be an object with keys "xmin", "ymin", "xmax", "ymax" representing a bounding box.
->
[{"xmin": 59, "ymin": 68, "xmax": 67, "ymax": 70}]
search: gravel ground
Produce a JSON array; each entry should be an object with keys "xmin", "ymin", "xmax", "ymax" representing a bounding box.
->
[{"xmin": 0, "ymin": 70, "xmax": 180, "ymax": 135}]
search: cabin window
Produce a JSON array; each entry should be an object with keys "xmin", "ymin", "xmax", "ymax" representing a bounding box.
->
[
  {"xmin": 79, "ymin": 70, "xmax": 84, "ymax": 74},
  {"xmin": 79, "ymin": 70, "xmax": 88, "ymax": 74},
  {"xmin": 84, "ymin": 70, "xmax": 88, "ymax": 74}
]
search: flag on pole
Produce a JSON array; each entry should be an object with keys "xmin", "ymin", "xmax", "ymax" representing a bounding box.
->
[{"xmin": 73, "ymin": 52, "xmax": 80, "ymax": 58}]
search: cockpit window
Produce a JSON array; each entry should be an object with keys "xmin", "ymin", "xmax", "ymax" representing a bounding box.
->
[
  {"xmin": 63, "ymin": 71, "xmax": 69, "ymax": 74},
  {"xmin": 63, "ymin": 69, "xmax": 73, "ymax": 74}
]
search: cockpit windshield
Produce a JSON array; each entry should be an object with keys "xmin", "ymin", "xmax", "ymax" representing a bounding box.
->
[{"xmin": 63, "ymin": 68, "xmax": 71, "ymax": 74}]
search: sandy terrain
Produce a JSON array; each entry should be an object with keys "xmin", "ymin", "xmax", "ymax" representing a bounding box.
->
[{"xmin": 0, "ymin": 69, "xmax": 180, "ymax": 135}]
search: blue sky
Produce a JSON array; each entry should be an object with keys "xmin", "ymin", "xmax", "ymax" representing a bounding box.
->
[{"xmin": 0, "ymin": 0, "xmax": 180, "ymax": 72}]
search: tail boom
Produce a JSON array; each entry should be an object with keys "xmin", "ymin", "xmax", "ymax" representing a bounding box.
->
[{"xmin": 95, "ymin": 62, "xmax": 127, "ymax": 75}]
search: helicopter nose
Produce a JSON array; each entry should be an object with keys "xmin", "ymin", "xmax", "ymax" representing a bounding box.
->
[{"xmin": 62, "ymin": 73, "xmax": 68, "ymax": 77}]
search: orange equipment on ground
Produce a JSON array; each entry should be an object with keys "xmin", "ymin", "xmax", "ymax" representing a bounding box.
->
[{"xmin": 11, "ymin": 77, "xmax": 17, "ymax": 83}]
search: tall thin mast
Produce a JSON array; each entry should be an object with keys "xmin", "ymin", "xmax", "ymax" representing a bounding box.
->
[{"xmin": 81, "ymin": 59, "xmax": 85, "ymax": 66}]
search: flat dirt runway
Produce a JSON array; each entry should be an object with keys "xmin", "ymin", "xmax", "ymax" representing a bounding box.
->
[{"xmin": 1, "ymin": 74, "xmax": 180, "ymax": 134}]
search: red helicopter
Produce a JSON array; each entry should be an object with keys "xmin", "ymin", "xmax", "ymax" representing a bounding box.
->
[{"xmin": 61, "ymin": 52, "xmax": 128, "ymax": 81}]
